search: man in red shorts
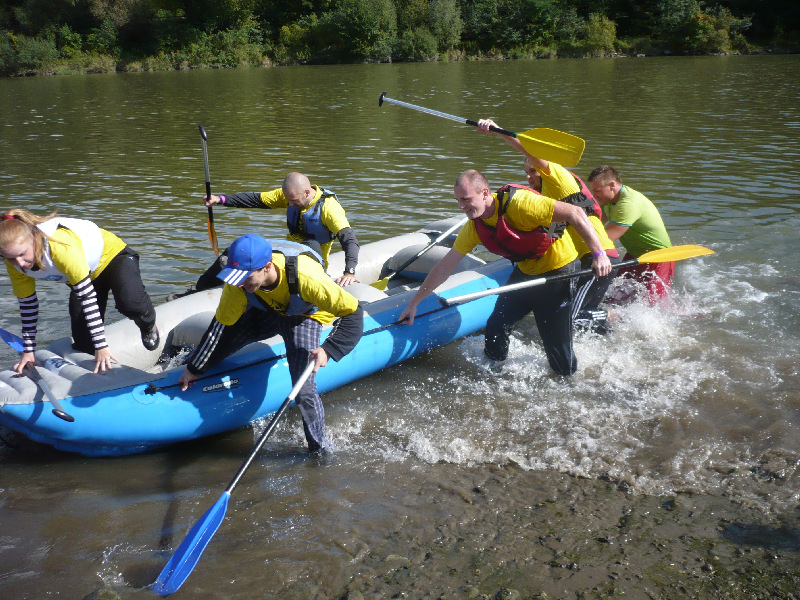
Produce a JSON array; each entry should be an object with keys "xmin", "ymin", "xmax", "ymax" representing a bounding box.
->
[{"xmin": 588, "ymin": 165, "xmax": 674, "ymax": 304}]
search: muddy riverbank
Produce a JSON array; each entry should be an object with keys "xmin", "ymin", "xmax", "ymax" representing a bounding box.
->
[{"xmin": 339, "ymin": 465, "xmax": 800, "ymax": 599}]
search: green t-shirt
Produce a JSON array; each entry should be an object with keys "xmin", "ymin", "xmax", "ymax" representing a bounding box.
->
[{"xmin": 603, "ymin": 186, "xmax": 671, "ymax": 257}]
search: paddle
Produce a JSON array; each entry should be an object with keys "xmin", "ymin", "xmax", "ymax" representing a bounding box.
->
[
  {"xmin": 370, "ymin": 217, "xmax": 468, "ymax": 291},
  {"xmin": 379, "ymin": 92, "xmax": 586, "ymax": 167},
  {"xmin": 199, "ymin": 124, "xmax": 219, "ymax": 256},
  {"xmin": 0, "ymin": 326, "xmax": 75, "ymax": 422},
  {"xmin": 438, "ymin": 245, "xmax": 715, "ymax": 306},
  {"xmin": 151, "ymin": 360, "xmax": 317, "ymax": 596}
]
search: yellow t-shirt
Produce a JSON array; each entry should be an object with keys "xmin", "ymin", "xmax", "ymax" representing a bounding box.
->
[
  {"xmin": 538, "ymin": 161, "xmax": 581, "ymax": 200},
  {"xmin": 567, "ymin": 215, "xmax": 617, "ymax": 258},
  {"xmin": 215, "ymin": 253, "xmax": 359, "ymax": 327},
  {"xmin": 259, "ymin": 186, "xmax": 351, "ymax": 266},
  {"xmin": 536, "ymin": 162, "xmax": 615, "ymax": 258},
  {"xmin": 6, "ymin": 227, "xmax": 126, "ymax": 298},
  {"xmin": 452, "ymin": 190, "xmax": 578, "ymax": 276}
]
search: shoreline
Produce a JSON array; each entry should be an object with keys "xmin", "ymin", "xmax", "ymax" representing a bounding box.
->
[
  {"xmin": 341, "ymin": 465, "xmax": 800, "ymax": 599},
  {"xmin": 4, "ymin": 49, "xmax": 796, "ymax": 79}
]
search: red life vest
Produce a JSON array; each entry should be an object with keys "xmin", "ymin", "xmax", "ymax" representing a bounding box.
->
[
  {"xmin": 563, "ymin": 173, "xmax": 602, "ymax": 219},
  {"xmin": 473, "ymin": 184, "xmax": 565, "ymax": 262}
]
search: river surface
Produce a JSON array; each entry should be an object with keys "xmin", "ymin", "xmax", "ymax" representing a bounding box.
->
[{"xmin": 1, "ymin": 55, "xmax": 799, "ymax": 598}]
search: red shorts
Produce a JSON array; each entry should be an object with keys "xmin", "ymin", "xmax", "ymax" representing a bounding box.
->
[{"xmin": 609, "ymin": 253, "xmax": 675, "ymax": 305}]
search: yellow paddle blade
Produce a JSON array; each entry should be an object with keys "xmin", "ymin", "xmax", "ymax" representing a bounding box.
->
[
  {"xmin": 370, "ymin": 277, "xmax": 389, "ymax": 291},
  {"xmin": 637, "ymin": 244, "xmax": 714, "ymax": 264},
  {"xmin": 207, "ymin": 220, "xmax": 219, "ymax": 256},
  {"xmin": 516, "ymin": 128, "xmax": 586, "ymax": 167}
]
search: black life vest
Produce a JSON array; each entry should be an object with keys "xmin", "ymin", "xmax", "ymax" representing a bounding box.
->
[
  {"xmin": 473, "ymin": 184, "xmax": 565, "ymax": 262},
  {"xmin": 245, "ymin": 241, "xmax": 325, "ymax": 316},
  {"xmin": 563, "ymin": 173, "xmax": 602, "ymax": 219}
]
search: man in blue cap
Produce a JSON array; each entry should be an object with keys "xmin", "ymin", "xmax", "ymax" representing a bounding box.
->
[{"xmin": 177, "ymin": 233, "xmax": 363, "ymax": 453}]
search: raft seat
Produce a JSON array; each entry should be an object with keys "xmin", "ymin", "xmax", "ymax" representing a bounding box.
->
[
  {"xmin": 168, "ymin": 311, "xmax": 215, "ymax": 349},
  {"xmin": 385, "ymin": 284, "xmax": 414, "ymax": 297},
  {"xmin": 0, "ymin": 370, "xmax": 38, "ymax": 406},
  {"xmin": 382, "ymin": 245, "xmax": 486, "ymax": 281},
  {"xmin": 343, "ymin": 282, "xmax": 389, "ymax": 304}
]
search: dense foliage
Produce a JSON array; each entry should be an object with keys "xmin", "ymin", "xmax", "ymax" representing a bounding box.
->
[{"xmin": 0, "ymin": 0, "xmax": 796, "ymax": 75}]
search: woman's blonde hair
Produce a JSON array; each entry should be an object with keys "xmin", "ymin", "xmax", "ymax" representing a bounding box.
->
[{"xmin": 0, "ymin": 209, "xmax": 58, "ymax": 270}]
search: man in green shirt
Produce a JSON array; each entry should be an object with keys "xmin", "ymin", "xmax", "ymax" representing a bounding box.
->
[{"xmin": 588, "ymin": 165, "xmax": 674, "ymax": 304}]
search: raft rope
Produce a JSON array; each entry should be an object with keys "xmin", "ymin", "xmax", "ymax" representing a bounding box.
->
[{"xmin": 143, "ymin": 302, "xmax": 453, "ymax": 395}]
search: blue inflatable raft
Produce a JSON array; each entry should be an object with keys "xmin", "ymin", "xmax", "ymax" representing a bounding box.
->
[{"xmin": 0, "ymin": 218, "xmax": 511, "ymax": 456}]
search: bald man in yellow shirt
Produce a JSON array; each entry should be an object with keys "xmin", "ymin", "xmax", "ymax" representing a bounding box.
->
[{"xmin": 399, "ymin": 170, "xmax": 611, "ymax": 376}]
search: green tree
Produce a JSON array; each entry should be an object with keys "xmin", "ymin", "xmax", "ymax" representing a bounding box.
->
[
  {"xmin": 85, "ymin": 18, "xmax": 119, "ymax": 54},
  {"xmin": 582, "ymin": 12, "xmax": 616, "ymax": 56},
  {"xmin": 316, "ymin": 0, "xmax": 397, "ymax": 62},
  {"xmin": 654, "ymin": 0, "xmax": 751, "ymax": 53},
  {"xmin": 181, "ymin": 0, "xmax": 257, "ymax": 30},
  {"xmin": 396, "ymin": 0, "xmax": 429, "ymax": 31},
  {"xmin": 0, "ymin": 31, "xmax": 58, "ymax": 74},
  {"xmin": 458, "ymin": 0, "xmax": 585, "ymax": 55},
  {"xmin": 276, "ymin": 13, "xmax": 317, "ymax": 64},
  {"xmin": 395, "ymin": 26, "xmax": 438, "ymax": 60},
  {"xmin": 429, "ymin": 0, "xmax": 462, "ymax": 51},
  {"xmin": 51, "ymin": 23, "xmax": 83, "ymax": 58}
]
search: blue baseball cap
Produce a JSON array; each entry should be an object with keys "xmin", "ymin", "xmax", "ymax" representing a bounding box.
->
[{"xmin": 217, "ymin": 234, "xmax": 273, "ymax": 286}]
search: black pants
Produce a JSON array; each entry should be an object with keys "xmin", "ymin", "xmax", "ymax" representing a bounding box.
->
[
  {"xmin": 484, "ymin": 260, "xmax": 579, "ymax": 376},
  {"xmin": 574, "ymin": 253, "xmax": 623, "ymax": 316},
  {"xmin": 70, "ymin": 246, "xmax": 156, "ymax": 353},
  {"xmin": 195, "ymin": 248, "xmax": 228, "ymax": 291}
]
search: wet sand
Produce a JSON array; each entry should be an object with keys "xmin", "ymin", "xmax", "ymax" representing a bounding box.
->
[{"xmin": 338, "ymin": 465, "xmax": 800, "ymax": 600}]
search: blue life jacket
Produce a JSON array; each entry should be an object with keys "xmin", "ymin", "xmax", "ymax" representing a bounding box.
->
[
  {"xmin": 286, "ymin": 187, "xmax": 337, "ymax": 244},
  {"xmin": 245, "ymin": 241, "xmax": 325, "ymax": 316}
]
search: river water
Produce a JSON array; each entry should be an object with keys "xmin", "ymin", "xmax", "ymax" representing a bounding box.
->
[{"xmin": 1, "ymin": 55, "xmax": 799, "ymax": 598}]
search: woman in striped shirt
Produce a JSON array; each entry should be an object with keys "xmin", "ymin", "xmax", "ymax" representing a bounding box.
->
[{"xmin": 1, "ymin": 210, "xmax": 158, "ymax": 374}]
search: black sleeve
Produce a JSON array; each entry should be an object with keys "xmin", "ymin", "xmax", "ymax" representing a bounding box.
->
[
  {"xmin": 336, "ymin": 227, "xmax": 360, "ymax": 272},
  {"xmin": 221, "ymin": 192, "xmax": 269, "ymax": 209},
  {"xmin": 186, "ymin": 317, "xmax": 227, "ymax": 375},
  {"xmin": 321, "ymin": 305, "xmax": 363, "ymax": 362}
]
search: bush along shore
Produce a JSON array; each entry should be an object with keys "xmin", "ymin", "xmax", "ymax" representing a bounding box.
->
[{"xmin": 1, "ymin": 0, "xmax": 798, "ymax": 77}]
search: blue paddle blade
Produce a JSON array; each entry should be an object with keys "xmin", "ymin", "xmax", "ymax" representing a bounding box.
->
[
  {"xmin": 0, "ymin": 327, "xmax": 25, "ymax": 353},
  {"xmin": 151, "ymin": 491, "xmax": 231, "ymax": 596}
]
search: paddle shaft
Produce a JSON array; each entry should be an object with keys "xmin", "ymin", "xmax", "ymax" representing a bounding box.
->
[
  {"xmin": 440, "ymin": 243, "xmax": 715, "ymax": 306},
  {"xmin": 385, "ymin": 217, "xmax": 468, "ymax": 282},
  {"xmin": 27, "ymin": 365, "xmax": 75, "ymax": 422},
  {"xmin": 199, "ymin": 125, "xmax": 219, "ymax": 256},
  {"xmin": 151, "ymin": 360, "xmax": 316, "ymax": 595},
  {"xmin": 226, "ymin": 360, "xmax": 316, "ymax": 493},
  {"xmin": 379, "ymin": 92, "xmax": 517, "ymax": 137},
  {"xmin": 441, "ymin": 258, "xmax": 640, "ymax": 306},
  {"xmin": 378, "ymin": 92, "xmax": 585, "ymax": 167},
  {"xmin": 0, "ymin": 326, "xmax": 75, "ymax": 422}
]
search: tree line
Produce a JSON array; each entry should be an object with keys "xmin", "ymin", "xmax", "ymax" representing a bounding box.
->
[{"xmin": 1, "ymin": 0, "xmax": 797, "ymax": 76}]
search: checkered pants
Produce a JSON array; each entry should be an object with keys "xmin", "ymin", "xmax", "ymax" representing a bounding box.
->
[{"xmin": 196, "ymin": 308, "xmax": 330, "ymax": 452}]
